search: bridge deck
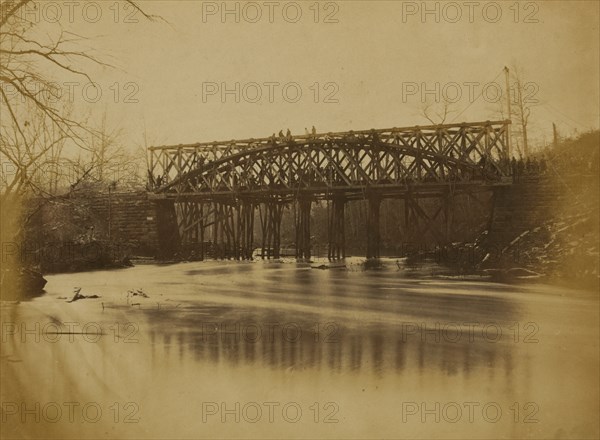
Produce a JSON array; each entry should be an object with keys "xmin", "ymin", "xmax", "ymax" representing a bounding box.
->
[{"xmin": 148, "ymin": 180, "xmax": 511, "ymax": 201}]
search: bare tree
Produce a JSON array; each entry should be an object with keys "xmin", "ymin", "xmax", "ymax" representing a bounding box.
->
[
  {"xmin": 0, "ymin": 0, "xmax": 156, "ymax": 201},
  {"xmin": 0, "ymin": 100, "xmax": 73, "ymax": 198},
  {"xmin": 0, "ymin": 0, "xmax": 157, "ymax": 292},
  {"xmin": 488, "ymin": 66, "xmax": 538, "ymax": 158},
  {"xmin": 82, "ymin": 113, "xmax": 145, "ymax": 189},
  {"xmin": 508, "ymin": 65, "xmax": 537, "ymax": 158},
  {"xmin": 420, "ymin": 98, "xmax": 457, "ymax": 125}
]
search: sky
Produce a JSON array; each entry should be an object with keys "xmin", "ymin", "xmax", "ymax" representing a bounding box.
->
[{"xmin": 24, "ymin": 0, "xmax": 600, "ymax": 152}]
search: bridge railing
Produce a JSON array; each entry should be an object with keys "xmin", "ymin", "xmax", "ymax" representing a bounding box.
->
[{"xmin": 148, "ymin": 120, "xmax": 511, "ymax": 190}]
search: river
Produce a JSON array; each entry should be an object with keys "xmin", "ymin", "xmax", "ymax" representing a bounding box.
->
[{"xmin": 1, "ymin": 259, "xmax": 598, "ymax": 439}]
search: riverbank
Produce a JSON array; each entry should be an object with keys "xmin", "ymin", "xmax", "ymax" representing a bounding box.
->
[{"xmin": 404, "ymin": 208, "xmax": 598, "ymax": 292}]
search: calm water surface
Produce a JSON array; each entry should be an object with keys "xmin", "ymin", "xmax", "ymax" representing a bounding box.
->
[{"xmin": 1, "ymin": 259, "xmax": 598, "ymax": 439}]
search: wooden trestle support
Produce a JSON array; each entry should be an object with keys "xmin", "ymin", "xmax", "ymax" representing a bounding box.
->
[{"xmin": 150, "ymin": 120, "xmax": 510, "ymax": 260}]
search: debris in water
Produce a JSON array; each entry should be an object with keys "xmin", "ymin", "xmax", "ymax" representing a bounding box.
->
[
  {"xmin": 128, "ymin": 288, "xmax": 149, "ymax": 298},
  {"xmin": 66, "ymin": 287, "xmax": 100, "ymax": 303}
]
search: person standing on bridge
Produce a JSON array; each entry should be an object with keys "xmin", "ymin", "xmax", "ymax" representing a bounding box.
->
[
  {"xmin": 500, "ymin": 157, "xmax": 510, "ymax": 175},
  {"xmin": 540, "ymin": 157, "xmax": 547, "ymax": 174},
  {"xmin": 312, "ymin": 126, "xmax": 317, "ymax": 136},
  {"xmin": 517, "ymin": 158, "xmax": 525, "ymax": 182},
  {"xmin": 286, "ymin": 129, "xmax": 292, "ymax": 141},
  {"xmin": 511, "ymin": 157, "xmax": 518, "ymax": 183}
]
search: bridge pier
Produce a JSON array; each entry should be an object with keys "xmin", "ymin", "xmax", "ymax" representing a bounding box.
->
[
  {"xmin": 443, "ymin": 190, "xmax": 455, "ymax": 244},
  {"xmin": 328, "ymin": 197, "xmax": 346, "ymax": 260},
  {"xmin": 238, "ymin": 200, "xmax": 255, "ymax": 260},
  {"xmin": 198, "ymin": 203, "xmax": 205, "ymax": 260},
  {"xmin": 259, "ymin": 200, "xmax": 283, "ymax": 259},
  {"xmin": 175, "ymin": 200, "xmax": 253, "ymax": 261},
  {"xmin": 155, "ymin": 199, "xmax": 180, "ymax": 257},
  {"xmin": 212, "ymin": 201, "xmax": 236, "ymax": 259},
  {"xmin": 295, "ymin": 198, "xmax": 312, "ymax": 261},
  {"xmin": 366, "ymin": 196, "xmax": 381, "ymax": 259},
  {"xmin": 175, "ymin": 201, "xmax": 208, "ymax": 260}
]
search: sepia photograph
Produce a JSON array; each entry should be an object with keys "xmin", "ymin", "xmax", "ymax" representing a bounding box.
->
[{"xmin": 1, "ymin": 1, "xmax": 599, "ymax": 438}]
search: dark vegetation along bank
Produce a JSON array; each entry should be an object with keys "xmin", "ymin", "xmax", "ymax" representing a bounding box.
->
[
  {"xmin": 482, "ymin": 131, "xmax": 599, "ymax": 290},
  {"xmin": 423, "ymin": 131, "xmax": 599, "ymax": 290}
]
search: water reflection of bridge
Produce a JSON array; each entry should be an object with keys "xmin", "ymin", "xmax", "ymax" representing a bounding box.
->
[
  {"xmin": 148, "ymin": 120, "xmax": 511, "ymax": 260},
  {"xmin": 147, "ymin": 315, "xmax": 518, "ymax": 378},
  {"xmin": 138, "ymin": 283, "xmax": 518, "ymax": 378}
]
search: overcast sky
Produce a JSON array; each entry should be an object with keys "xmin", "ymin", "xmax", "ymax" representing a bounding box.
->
[{"xmin": 45, "ymin": 0, "xmax": 600, "ymax": 151}]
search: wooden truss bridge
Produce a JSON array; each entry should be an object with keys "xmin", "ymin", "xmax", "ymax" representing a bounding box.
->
[{"xmin": 148, "ymin": 120, "xmax": 511, "ymax": 260}]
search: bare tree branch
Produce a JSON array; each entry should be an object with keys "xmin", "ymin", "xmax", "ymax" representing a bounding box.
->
[{"xmin": 1, "ymin": 0, "xmax": 158, "ymax": 201}]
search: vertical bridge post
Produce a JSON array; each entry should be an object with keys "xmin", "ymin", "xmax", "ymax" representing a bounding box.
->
[
  {"xmin": 328, "ymin": 197, "xmax": 346, "ymax": 260},
  {"xmin": 259, "ymin": 200, "xmax": 283, "ymax": 259},
  {"xmin": 238, "ymin": 200, "xmax": 255, "ymax": 260},
  {"xmin": 366, "ymin": 196, "xmax": 381, "ymax": 259},
  {"xmin": 295, "ymin": 197, "xmax": 312, "ymax": 261}
]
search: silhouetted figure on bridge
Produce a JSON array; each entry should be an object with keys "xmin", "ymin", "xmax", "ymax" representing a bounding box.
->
[
  {"xmin": 540, "ymin": 157, "xmax": 547, "ymax": 174},
  {"xmin": 370, "ymin": 129, "xmax": 380, "ymax": 142},
  {"xmin": 517, "ymin": 158, "xmax": 525, "ymax": 182},
  {"xmin": 503, "ymin": 157, "xmax": 511, "ymax": 175},
  {"xmin": 286, "ymin": 129, "xmax": 292, "ymax": 141},
  {"xmin": 498, "ymin": 157, "xmax": 507, "ymax": 175},
  {"xmin": 477, "ymin": 154, "xmax": 490, "ymax": 179},
  {"xmin": 511, "ymin": 157, "xmax": 518, "ymax": 183}
]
